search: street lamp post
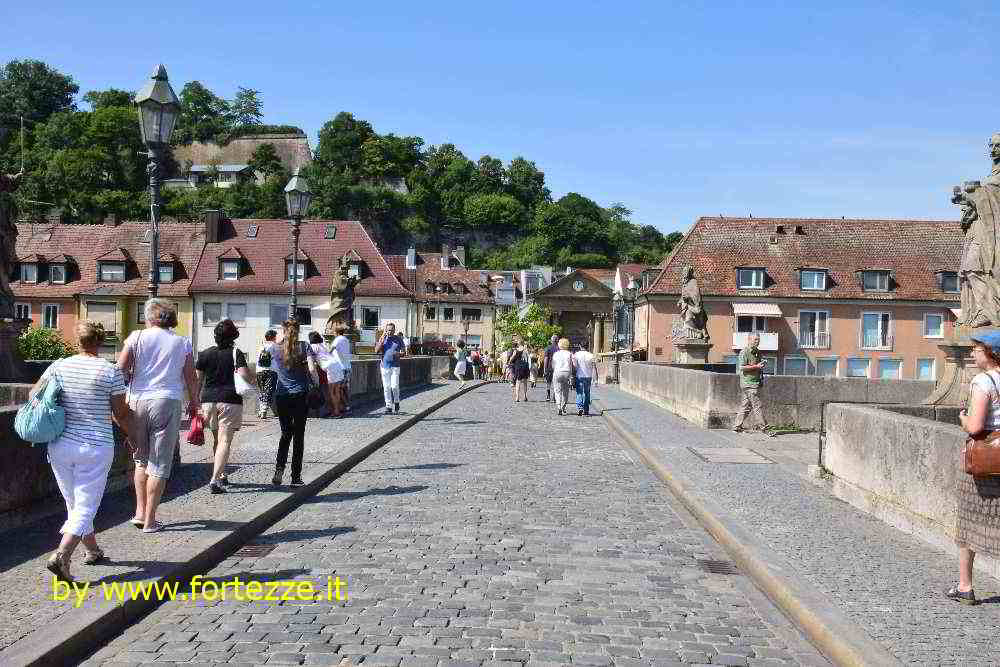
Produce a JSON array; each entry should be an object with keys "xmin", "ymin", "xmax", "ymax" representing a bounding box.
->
[
  {"xmin": 284, "ymin": 171, "xmax": 312, "ymax": 321},
  {"xmin": 135, "ymin": 65, "xmax": 180, "ymax": 298},
  {"xmin": 612, "ymin": 292, "xmax": 623, "ymax": 383},
  {"xmin": 625, "ymin": 276, "xmax": 639, "ymax": 361},
  {"xmin": 435, "ymin": 285, "xmax": 443, "ymax": 340}
]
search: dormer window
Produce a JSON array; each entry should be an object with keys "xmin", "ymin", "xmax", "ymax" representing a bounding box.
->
[
  {"xmin": 348, "ymin": 264, "xmax": 360, "ymax": 279},
  {"xmin": 286, "ymin": 260, "xmax": 306, "ymax": 281},
  {"xmin": 158, "ymin": 263, "xmax": 174, "ymax": 284},
  {"xmin": 440, "ymin": 256, "xmax": 450, "ymax": 271},
  {"xmin": 324, "ymin": 224, "xmax": 337, "ymax": 239},
  {"xmin": 799, "ymin": 269, "xmax": 827, "ymax": 291},
  {"xmin": 737, "ymin": 268, "xmax": 765, "ymax": 289},
  {"xmin": 20, "ymin": 263, "xmax": 38, "ymax": 283},
  {"xmin": 425, "ymin": 281, "xmax": 435, "ymax": 293},
  {"xmin": 221, "ymin": 259, "xmax": 240, "ymax": 281},
  {"xmin": 99, "ymin": 262, "xmax": 126, "ymax": 283},
  {"xmin": 938, "ymin": 271, "xmax": 959, "ymax": 293},
  {"xmin": 861, "ymin": 270, "xmax": 890, "ymax": 292}
]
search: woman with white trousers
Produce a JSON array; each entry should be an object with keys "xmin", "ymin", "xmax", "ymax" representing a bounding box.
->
[{"xmin": 34, "ymin": 321, "xmax": 135, "ymax": 582}]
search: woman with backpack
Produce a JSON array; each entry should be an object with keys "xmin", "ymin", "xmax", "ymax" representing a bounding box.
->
[
  {"xmin": 256, "ymin": 330, "xmax": 278, "ymax": 419},
  {"xmin": 509, "ymin": 343, "xmax": 531, "ymax": 402},
  {"xmin": 271, "ymin": 319, "xmax": 318, "ymax": 487},
  {"xmin": 195, "ymin": 319, "xmax": 255, "ymax": 494}
]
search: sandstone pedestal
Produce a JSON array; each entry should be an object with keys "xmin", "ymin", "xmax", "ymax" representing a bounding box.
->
[
  {"xmin": 923, "ymin": 330, "xmax": 982, "ymax": 406},
  {"xmin": 0, "ymin": 318, "xmax": 31, "ymax": 383},
  {"xmin": 674, "ymin": 339, "xmax": 713, "ymax": 365}
]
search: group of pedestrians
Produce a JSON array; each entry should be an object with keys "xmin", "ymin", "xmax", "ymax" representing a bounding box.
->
[
  {"xmin": 500, "ymin": 335, "xmax": 596, "ymax": 415},
  {"xmin": 34, "ymin": 300, "xmax": 359, "ymax": 582}
]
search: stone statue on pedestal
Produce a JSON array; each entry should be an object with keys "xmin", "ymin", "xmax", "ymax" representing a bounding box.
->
[
  {"xmin": 925, "ymin": 133, "xmax": 1000, "ymax": 405},
  {"xmin": 676, "ymin": 265, "xmax": 710, "ymax": 341},
  {"xmin": 951, "ymin": 133, "xmax": 1000, "ymax": 328},
  {"xmin": 324, "ymin": 258, "xmax": 361, "ymax": 336},
  {"xmin": 0, "ymin": 170, "xmax": 25, "ymax": 321}
]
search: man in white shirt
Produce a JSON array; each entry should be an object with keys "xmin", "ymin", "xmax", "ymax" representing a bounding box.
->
[{"xmin": 573, "ymin": 342, "xmax": 598, "ymax": 416}]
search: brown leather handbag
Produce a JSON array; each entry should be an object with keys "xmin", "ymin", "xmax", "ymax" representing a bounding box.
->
[{"xmin": 965, "ymin": 430, "xmax": 1000, "ymax": 476}]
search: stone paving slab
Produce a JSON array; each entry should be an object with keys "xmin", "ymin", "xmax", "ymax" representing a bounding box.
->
[
  {"xmin": 596, "ymin": 386, "xmax": 1000, "ymax": 666},
  {"xmin": 0, "ymin": 381, "xmax": 464, "ymax": 656},
  {"xmin": 80, "ymin": 383, "xmax": 826, "ymax": 666}
]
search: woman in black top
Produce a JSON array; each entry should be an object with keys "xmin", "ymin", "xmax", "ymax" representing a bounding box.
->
[
  {"xmin": 509, "ymin": 344, "xmax": 531, "ymax": 403},
  {"xmin": 195, "ymin": 319, "xmax": 255, "ymax": 494}
]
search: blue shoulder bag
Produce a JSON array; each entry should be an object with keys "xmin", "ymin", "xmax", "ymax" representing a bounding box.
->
[{"xmin": 15, "ymin": 370, "xmax": 66, "ymax": 444}]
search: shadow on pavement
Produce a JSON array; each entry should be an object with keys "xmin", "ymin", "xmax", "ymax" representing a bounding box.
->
[
  {"xmin": 306, "ymin": 485, "xmax": 428, "ymax": 504},
  {"xmin": 255, "ymin": 526, "xmax": 357, "ymax": 543},
  {"xmin": 348, "ymin": 463, "xmax": 464, "ymax": 474}
]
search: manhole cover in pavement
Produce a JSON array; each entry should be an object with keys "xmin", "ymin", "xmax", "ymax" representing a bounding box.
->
[
  {"xmin": 696, "ymin": 559, "xmax": 741, "ymax": 575},
  {"xmin": 232, "ymin": 543, "xmax": 276, "ymax": 558},
  {"xmin": 687, "ymin": 447, "xmax": 773, "ymax": 464}
]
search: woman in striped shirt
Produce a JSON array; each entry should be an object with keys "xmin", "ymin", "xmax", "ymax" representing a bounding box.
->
[{"xmin": 32, "ymin": 321, "xmax": 136, "ymax": 582}]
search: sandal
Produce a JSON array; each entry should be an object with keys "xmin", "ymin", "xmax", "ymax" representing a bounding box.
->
[
  {"xmin": 142, "ymin": 521, "xmax": 164, "ymax": 533},
  {"xmin": 83, "ymin": 549, "xmax": 109, "ymax": 565},
  {"xmin": 945, "ymin": 585, "xmax": 978, "ymax": 605},
  {"xmin": 46, "ymin": 551, "xmax": 73, "ymax": 583},
  {"xmin": 129, "ymin": 517, "xmax": 144, "ymax": 528}
]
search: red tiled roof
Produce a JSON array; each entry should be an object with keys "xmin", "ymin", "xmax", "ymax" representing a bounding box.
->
[
  {"xmin": 644, "ymin": 216, "xmax": 963, "ymax": 302},
  {"xmin": 413, "ymin": 253, "xmax": 493, "ymax": 304},
  {"xmin": 189, "ymin": 219, "xmax": 411, "ymax": 297},
  {"xmin": 618, "ymin": 263, "xmax": 657, "ymax": 280},
  {"xmin": 13, "ymin": 221, "xmax": 204, "ymax": 299},
  {"xmin": 578, "ymin": 268, "xmax": 615, "ymax": 281}
]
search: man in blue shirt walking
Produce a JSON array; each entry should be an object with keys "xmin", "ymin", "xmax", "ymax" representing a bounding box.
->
[{"xmin": 375, "ymin": 323, "xmax": 407, "ymax": 415}]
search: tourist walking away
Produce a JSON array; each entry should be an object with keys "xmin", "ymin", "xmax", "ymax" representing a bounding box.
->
[
  {"xmin": 470, "ymin": 347, "xmax": 482, "ymax": 379},
  {"xmin": 38, "ymin": 321, "xmax": 135, "ymax": 581},
  {"xmin": 509, "ymin": 343, "xmax": 530, "ymax": 402},
  {"xmin": 529, "ymin": 351, "xmax": 539, "ymax": 388},
  {"xmin": 271, "ymin": 319, "xmax": 317, "ymax": 486},
  {"xmin": 255, "ymin": 330, "xmax": 278, "ymax": 419},
  {"xmin": 376, "ymin": 322, "xmax": 406, "ymax": 415},
  {"xmin": 118, "ymin": 299, "xmax": 199, "ymax": 533},
  {"xmin": 543, "ymin": 334, "xmax": 559, "ymax": 402},
  {"xmin": 732, "ymin": 333, "xmax": 769, "ymax": 433},
  {"xmin": 551, "ymin": 337, "xmax": 574, "ymax": 415},
  {"xmin": 331, "ymin": 323, "xmax": 352, "ymax": 416},
  {"xmin": 308, "ymin": 331, "xmax": 344, "ymax": 416},
  {"xmin": 573, "ymin": 341, "xmax": 597, "ymax": 416},
  {"xmin": 454, "ymin": 340, "xmax": 469, "ymax": 385},
  {"xmin": 196, "ymin": 319, "xmax": 255, "ymax": 494},
  {"xmin": 949, "ymin": 330, "xmax": 1000, "ymax": 605}
]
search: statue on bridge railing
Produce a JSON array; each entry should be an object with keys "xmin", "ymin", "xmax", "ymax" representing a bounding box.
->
[
  {"xmin": 676, "ymin": 265, "xmax": 709, "ymax": 341},
  {"xmin": 951, "ymin": 133, "xmax": 1000, "ymax": 329},
  {"xmin": 0, "ymin": 170, "xmax": 24, "ymax": 321}
]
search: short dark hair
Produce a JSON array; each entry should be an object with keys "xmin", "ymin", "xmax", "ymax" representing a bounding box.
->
[
  {"xmin": 213, "ymin": 319, "xmax": 239, "ymax": 347},
  {"xmin": 308, "ymin": 331, "xmax": 323, "ymax": 344},
  {"xmin": 456, "ymin": 339, "xmax": 465, "ymax": 348},
  {"xmin": 264, "ymin": 329, "xmax": 277, "ymax": 341}
]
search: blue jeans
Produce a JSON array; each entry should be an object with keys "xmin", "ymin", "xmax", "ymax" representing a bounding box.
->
[{"xmin": 575, "ymin": 377, "xmax": 592, "ymax": 414}]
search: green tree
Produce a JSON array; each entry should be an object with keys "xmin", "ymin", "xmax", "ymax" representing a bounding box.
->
[
  {"xmin": 494, "ymin": 303, "xmax": 560, "ymax": 350},
  {"xmin": 0, "ymin": 59, "xmax": 78, "ymax": 124},
  {"xmin": 16, "ymin": 327, "xmax": 76, "ymax": 360},
  {"xmin": 505, "ymin": 157, "xmax": 550, "ymax": 212},
  {"xmin": 473, "ymin": 155, "xmax": 504, "ymax": 194},
  {"xmin": 248, "ymin": 142, "xmax": 284, "ymax": 180},
  {"xmin": 313, "ymin": 111, "xmax": 375, "ymax": 176},
  {"xmin": 360, "ymin": 133, "xmax": 424, "ymax": 183},
  {"xmin": 174, "ymin": 81, "xmax": 230, "ymax": 144},
  {"xmin": 229, "ymin": 86, "xmax": 263, "ymax": 127},
  {"xmin": 83, "ymin": 88, "xmax": 133, "ymax": 110},
  {"xmin": 462, "ymin": 193, "xmax": 525, "ymax": 229}
]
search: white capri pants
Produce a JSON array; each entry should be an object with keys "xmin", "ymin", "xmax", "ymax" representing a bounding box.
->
[
  {"xmin": 380, "ymin": 365, "xmax": 401, "ymax": 408},
  {"xmin": 47, "ymin": 439, "xmax": 115, "ymax": 537}
]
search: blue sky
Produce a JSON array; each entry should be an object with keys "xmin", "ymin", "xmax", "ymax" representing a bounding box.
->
[{"xmin": 3, "ymin": 1, "xmax": 998, "ymax": 233}]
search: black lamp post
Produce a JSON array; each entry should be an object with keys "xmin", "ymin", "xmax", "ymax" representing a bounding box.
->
[
  {"xmin": 135, "ymin": 65, "xmax": 180, "ymax": 298},
  {"xmin": 623, "ymin": 276, "xmax": 639, "ymax": 360},
  {"xmin": 612, "ymin": 292, "xmax": 623, "ymax": 383},
  {"xmin": 284, "ymin": 171, "xmax": 312, "ymax": 321}
]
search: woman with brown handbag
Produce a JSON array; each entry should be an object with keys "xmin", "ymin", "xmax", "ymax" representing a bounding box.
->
[{"xmin": 950, "ymin": 330, "xmax": 1000, "ymax": 604}]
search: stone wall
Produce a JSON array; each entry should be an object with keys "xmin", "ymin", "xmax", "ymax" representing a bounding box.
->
[
  {"xmin": 614, "ymin": 362, "xmax": 935, "ymax": 430},
  {"xmin": 1, "ymin": 356, "xmax": 434, "ymax": 526},
  {"xmin": 823, "ymin": 403, "xmax": 999, "ymax": 579}
]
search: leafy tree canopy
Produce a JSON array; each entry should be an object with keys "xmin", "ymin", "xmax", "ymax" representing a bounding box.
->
[
  {"xmin": 83, "ymin": 88, "xmax": 133, "ymax": 110},
  {"xmin": 17, "ymin": 327, "xmax": 76, "ymax": 360},
  {"xmin": 494, "ymin": 303, "xmax": 561, "ymax": 350},
  {"xmin": 0, "ymin": 59, "xmax": 78, "ymax": 125}
]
